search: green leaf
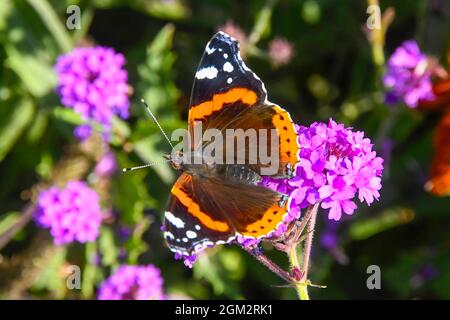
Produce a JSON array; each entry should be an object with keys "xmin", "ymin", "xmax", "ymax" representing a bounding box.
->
[
  {"xmin": 131, "ymin": 0, "xmax": 189, "ymax": 21},
  {"xmin": 249, "ymin": 0, "xmax": 275, "ymax": 44},
  {"xmin": 52, "ymin": 106, "xmax": 84, "ymax": 125},
  {"xmin": 26, "ymin": 0, "xmax": 72, "ymax": 52},
  {"xmin": 81, "ymin": 241, "xmax": 98, "ymax": 299},
  {"xmin": 0, "ymin": 0, "xmax": 13, "ymax": 31},
  {"xmin": 193, "ymin": 250, "xmax": 244, "ymax": 299},
  {"xmin": 126, "ymin": 217, "xmax": 150, "ymax": 264},
  {"xmin": 137, "ymin": 24, "xmax": 180, "ymax": 114},
  {"xmin": 0, "ymin": 97, "xmax": 34, "ymax": 161},
  {"xmin": 26, "ymin": 109, "xmax": 49, "ymax": 143},
  {"xmin": 99, "ymin": 227, "xmax": 118, "ymax": 267},
  {"xmin": 5, "ymin": 45, "xmax": 56, "ymax": 97},
  {"xmin": 113, "ymin": 153, "xmax": 156, "ymax": 224},
  {"xmin": 349, "ymin": 207, "xmax": 415, "ymax": 241}
]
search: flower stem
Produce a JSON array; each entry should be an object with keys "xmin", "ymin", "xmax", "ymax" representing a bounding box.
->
[
  {"xmin": 287, "ymin": 245, "xmax": 309, "ymax": 300},
  {"xmin": 287, "ymin": 203, "xmax": 319, "ymax": 300},
  {"xmin": 301, "ymin": 203, "xmax": 319, "ymax": 281}
]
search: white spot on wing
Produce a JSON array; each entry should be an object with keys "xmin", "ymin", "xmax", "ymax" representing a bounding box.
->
[
  {"xmin": 186, "ymin": 230, "xmax": 197, "ymax": 239},
  {"xmin": 195, "ymin": 66, "xmax": 218, "ymax": 79},
  {"xmin": 164, "ymin": 232, "xmax": 175, "ymax": 240},
  {"xmin": 165, "ymin": 211, "xmax": 185, "ymax": 229},
  {"xmin": 223, "ymin": 62, "xmax": 234, "ymax": 73},
  {"xmin": 223, "ymin": 53, "xmax": 228, "ymax": 59},
  {"xmin": 182, "ymin": 238, "xmax": 188, "ymax": 243},
  {"xmin": 195, "ymin": 225, "xmax": 201, "ymax": 230},
  {"xmin": 227, "ymin": 77, "xmax": 232, "ymax": 84},
  {"xmin": 206, "ymin": 44, "xmax": 216, "ymax": 55}
]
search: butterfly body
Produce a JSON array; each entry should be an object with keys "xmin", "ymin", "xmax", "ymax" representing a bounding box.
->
[{"xmin": 163, "ymin": 32, "xmax": 300, "ymax": 256}]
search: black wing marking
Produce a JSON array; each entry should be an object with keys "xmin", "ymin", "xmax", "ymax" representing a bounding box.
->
[{"xmin": 189, "ymin": 31, "xmax": 267, "ymax": 108}]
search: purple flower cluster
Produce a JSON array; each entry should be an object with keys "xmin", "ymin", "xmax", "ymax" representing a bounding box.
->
[
  {"xmin": 173, "ymin": 120, "xmax": 383, "ymax": 266},
  {"xmin": 262, "ymin": 120, "xmax": 384, "ymax": 223},
  {"xmin": 55, "ymin": 46, "xmax": 129, "ymax": 140},
  {"xmin": 97, "ymin": 265, "xmax": 165, "ymax": 300},
  {"xmin": 383, "ymin": 40, "xmax": 434, "ymax": 108},
  {"xmin": 34, "ymin": 181, "xmax": 102, "ymax": 245}
]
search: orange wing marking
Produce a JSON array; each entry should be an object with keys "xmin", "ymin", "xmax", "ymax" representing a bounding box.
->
[
  {"xmin": 188, "ymin": 88, "xmax": 258, "ymax": 122},
  {"xmin": 171, "ymin": 176, "xmax": 230, "ymax": 232}
]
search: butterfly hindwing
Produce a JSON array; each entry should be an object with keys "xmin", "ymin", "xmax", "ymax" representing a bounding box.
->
[
  {"xmin": 164, "ymin": 173, "xmax": 235, "ymax": 255},
  {"xmin": 200, "ymin": 103, "xmax": 299, "ymax": 177},
  {"xmin": 163, "ymin": 172, "xmax": 289, "ymax": 255}
]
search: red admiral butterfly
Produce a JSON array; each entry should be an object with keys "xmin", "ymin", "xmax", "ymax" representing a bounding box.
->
[{"xmin": 163, "ymin": 32, "xmax": 300, "ymax": 256}]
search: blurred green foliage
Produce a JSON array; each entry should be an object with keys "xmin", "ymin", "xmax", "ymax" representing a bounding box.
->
[{"xmin": 0, "ymin": 0, "xmax": 450, "ymax": 300}]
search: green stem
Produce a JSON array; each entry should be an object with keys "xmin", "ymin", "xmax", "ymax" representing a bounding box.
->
[
  {"xmin": 287, "ymin": 203, "xmax": 319, "ymax": 300},
  {"xmin": 297, "ymin": 282, "xmax": 310, "ymax": 300},
  {"xmin": 367, "ymin": 0, "xmax": 385, "ymax": 69},
  {"xmin": 248, "ymin": 0, "xmax": 277, "ymax": 46},
  {"xmin": 288, "ymin": 245, "xmax": 309, "ymax": 300}
]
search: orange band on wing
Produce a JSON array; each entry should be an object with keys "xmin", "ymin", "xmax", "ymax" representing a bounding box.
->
[
  {"xmin": 171, "ymin": 185, "xmax": 230, "ymax": 232},
  {"xmin": 188, "ymin": 88, "xmax": 258, "ymax": 123},
  {"xmin": 239, "ymin": 202, "xmax": 288, "ymax": 238},
  {"xmin": 271, "ymin": 106, "xmax": 300, "ymax": 169}
]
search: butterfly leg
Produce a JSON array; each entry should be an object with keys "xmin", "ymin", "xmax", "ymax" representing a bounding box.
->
[
  {"xmin": 270, "ymin": 207, "xmax": 314, "ymax": 253},
  {"xmin": 285, "ymin": 207, "xmax": 315, "ymax": 247}
]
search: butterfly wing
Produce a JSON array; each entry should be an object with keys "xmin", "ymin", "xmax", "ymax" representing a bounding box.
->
[
  {"xmin": 164, "ymin": 32, "xmax": 299, "ymax": 256},
  {"xmin": 426, "ymin": 109, "xmax": 450, "ymax": 196},
  {"xmin": 188, "ymin": 32, "xmax": 299, "ymax": 177},
  {"xmin": 163, "ymin": 173, "xmax": 234, "ymax": 255},
  {"xmin": 163, "ymin": 172, "xmax": 288, "ymax": 255},
  {"xmin": 189, "ymin": 31, "xmax": 267, "ymax": 117}
]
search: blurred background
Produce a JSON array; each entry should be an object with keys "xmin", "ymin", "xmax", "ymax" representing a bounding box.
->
[{"xmin": 0, "ymin": 0, "xmax": 450, "ymax": 300}]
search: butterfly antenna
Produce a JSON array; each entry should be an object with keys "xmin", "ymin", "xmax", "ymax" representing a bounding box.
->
[
  {"xmin": 140, "ymin": 98, "xmax": 174, "ymax": 150},
  {"xmin": 122, "ymin": 160, "xmax": 171, "ymax": 173}
]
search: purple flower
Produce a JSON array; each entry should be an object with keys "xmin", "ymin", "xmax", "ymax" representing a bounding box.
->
[
  {"xmin": 236, "ymin": 235, "xmax": 262, "ymax": 248},
  {"xmin": 95, "ymin": 151, "xmax": 117, "ymax": 177},
  {"xmin": 97, "ymin": 265, "xmax": 165, "ymax": 300},
  {"xmin": 268, "ymin": 38, "xmax": 294, "ymax": 67},
  {"xmin": 383, "ymin": 40, "xmax": 435, "ymax": 108},
  {"xmin": 320, "ymin": 230, "xmax": 338, "ymax": 250},
  {"xmin": 319, "ymin": 217, "xmax": 350, "ymax": 265},
  {"xmin": 262, "ymin": 119, "xmax": 384, "ymax": 226},
  {"xmin": 410, "ymin": 264, "xmax": 439, "ymax": 288},
  {"xmin": 174, "ymin": 253, "xmax": 197, "ymax": 269},
  {"xmin": 74, "ymin": 124, "xmax": 92, "ymax": 140},
  {"xmin": 55, "ymin": 46, "xmax": 130, "ymax": 140},
  {"xmin": 34, "ymin": 181, "xmax": 102, "ymax": 245}
]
